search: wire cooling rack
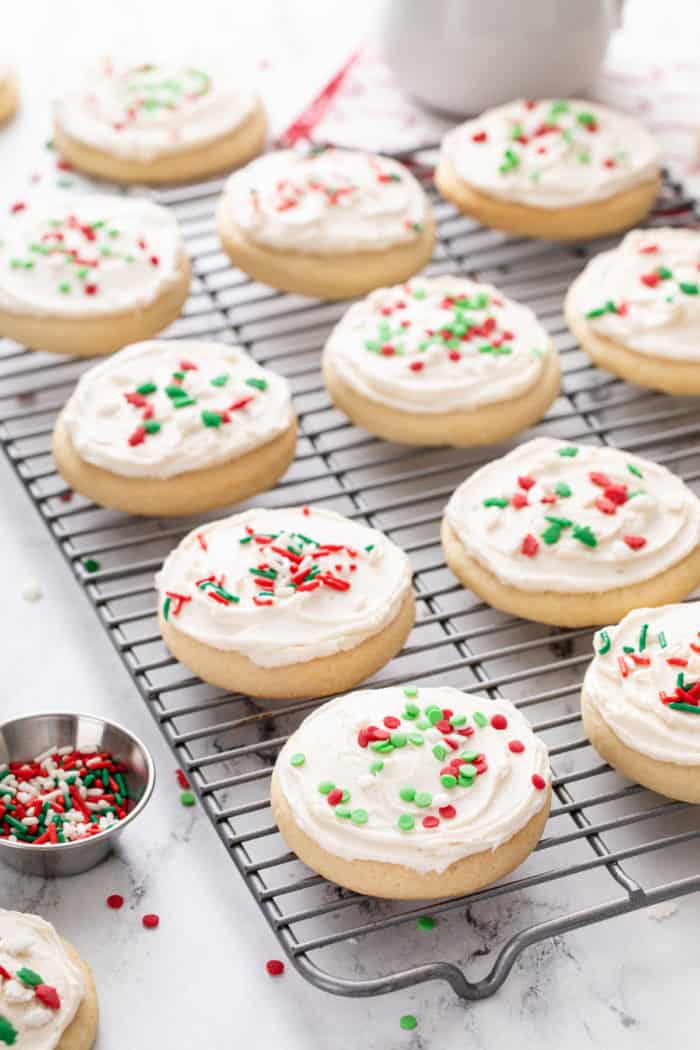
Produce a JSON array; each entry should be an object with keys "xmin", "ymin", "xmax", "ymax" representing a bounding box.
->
[{"xmin": 1, "ymin": 170, "xmax": 700, "ymax": 1002}]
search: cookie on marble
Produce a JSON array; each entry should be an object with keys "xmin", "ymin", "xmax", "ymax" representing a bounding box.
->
[
  {"xmin": 0, "ymin": 68, "xmax": 18, "ymax": 126},
  {"xmin": 436, "ymin": 99, "xmax": 660, "ymax": 241},
  {"xmin": 0, "ymin": 908, "xmax": 99, "ymax": 1050},
  {"xmin": 53, "ymin": 59, "xmax": 267, "ymax": 184},
  {"xmin": 156, "ymin": 506, "xmax": 415, "ymax": 700},
  {"xmin": 565, "ymin": 228, "xmax": 700, "ymax": 394},
  {"xmin": 217, "ymin": 145, "xmax": 436, "ymax": 299},
  {"xmin": 0, "ymin": 194, "xmax": 190, "ymax": 355},
  {"xmin": 583, "ymin": 602, "xmax": 700, "ymax": 803},
  {"xmin": 322, "ymin": 274, "xmax": 560, "ymax": 446},
  {"xmin": 271, "ymin": 686, "xmax": 551, "ymax": 899},
  {"xmin": 52, "ymin": 340, "xmax": 296, "ymax": 516},
  {"xmin": 442, "ymin": 437, "xmax": 700, "ymax": 627}
]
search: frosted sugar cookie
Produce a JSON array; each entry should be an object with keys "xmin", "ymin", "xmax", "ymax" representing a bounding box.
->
[
  {"xmin": 442, "ymin": 437, "xmax": 700, "ymax": 627},
  {"xmin": 436, "ymin": 99, "xmax": 660, "ymax": 240},
  {"xmin": 322, "ymin": 274, "xmax": 559, "ymax": 445},
  {"xmin": 53, "ymin": 340, "xmax": 296, "ymax": 515},
  {"xmin": 271, "ymin": 686, "xmax": 551, "ymax": 899},
  {"xmin": 583, "ymin": 603, "xmax": 700, "ymax": 802},
  {"xmin": 565, "ymin": 227, "xmax": 700, "ymax": 394},
  {"xmin": 0, "ymin": 909, "xmax": 99, "ymax": 1050},
  {"xmin": 0, "ymin": 194, "xmax": 190, "ymax": 355},
  {"xmin": 156, "ymin": 506, "xmax": 414, "ymax": 699},
  {"xmin": 217, "ymin": 145, "xmax": 435, "ymax": 299},
  {"xmin": 53, "ymin": 59, "xmax": 267, "ymax": 184},
  {"xmin": 0, "ymin": 68, "xmax": 18, "ymax": 126}
]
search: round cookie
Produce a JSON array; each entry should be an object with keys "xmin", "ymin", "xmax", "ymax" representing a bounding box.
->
[
  {"xmin": 436, "ymin": 98, "xmax": 660, "ymax": 241},
  {"xmin": 217, "ymin": 144, "xmax": 436, "ymax": 299},
  {"xmin": 0, "ymin": 194, "xmax": 190, "ymax": 356},
  {"xmin": 271, "ymin": 686, "xmax": 551, "ymax": 899},
  {"xmin": 0, "ymin": 68, "xmax": 19, "ymax": 126},
  {"xmin": 0, "ymin": 909, "xmax": 99, "ymax": 1050},
  {"xmin": 53, "ymin": 340, "xmax": 296, "ymax": 516},
  {"xmin": 442, "ymin": 437, "xmax": 700, "ymax": 628},
  {"xmin": 565, "ymin": 227, "xmax": 700, "ymax": 394},
  {"xmin": 53, "ymin": 59, "xmax": 267, "ymax": 184},
  {"xmin": 156, "ymin": 506, "xmax": 415, "ymax": 700},
  {"xmin": 582, "ymin": 603, "xmax": 700, "ymax": 803},
  {"xmin": 322, "ymin": 274, "xmax": 560, "ymax": 446}
]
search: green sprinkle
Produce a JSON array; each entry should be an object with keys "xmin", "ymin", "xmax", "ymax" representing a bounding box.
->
[
  {"xmin": 432, "ymin": 745, "xmax": 447, "ymax": 762},
  {"xmin": 572, "ymin": 524, "xmax": 597, "ymax": 548},
  {"xmin": 638, "ymin": 623, "xmax": 649, "ymax": 652},
  {"xmin": 165, "ymin": 384, "xmax": 188, "ymax": 399},
  {"xmin": 427, "ymin": 708, "xmax": 443, "ymax": 726},
  {"xmin": 440, "ymin": 774, "xmax": 457, "ymax": 788},
  {"xmin": 318, "ymin": 781, "xmax": 335, "ymax": 795},
  {"xmin": 577, "ymin": 110, "xmax": 596, "ymax": 126},
  {"xmin": 416, "ymin": 720, "xmax": 430, "ymax": 731},
  {"xmin": 371, "ymin": 740, "xmax": 394, "ymax": 753},
  {"xmin": 412, "ymin": 288, "xmax": 427, "ymax": 299},
  {"xmin": 461, "ymin": 750, "xmax": 478, "ymax": 762},
  {"xmin": 622, "ymin": 645, "xmax": 634, "ymax": 654},
  {"xmin": 369, "ymin": 760, "xmax": 384, "ymax": 775},
  {"xmin": 558, "ymin": 446, "xmax": 579, "ymax": 457},
  {"xmin": 656, "ymin": 266, "xmax": 673, "ymax": 280},
  {"xmin": 473, "ymin": 711, "xmax": 487, "ymax": 728},
  {"xmin": 450, "ymin": 714, "xmax": 467, "ymax": 727},
  {"xmin": 669, "ymin": 702, "xmax": 700, "ymax": 715},
  {"xmin": 555, "ymin": 482, "xmax": 572, "ymax": 498},
  {"xmin": 174, "ymin": 397, "xmax": 196, "ymax": 408},
  {"xmin": 416, "ymin": 916, "xmax": 436, "ymax": 931},
  {"xmin": 403, "ymin": 702, "xmax": 420, "ymax": 720},
  {"xmin": 398, "ymin": 814, "xmax": 414, "ymax": 831},
  {"xmin": 0, "ymin": 1016, "xmax": 17, "ymax": 1046},
  {"xmin": 597, "ymin": 630, "xmax": 611, "ymax": 655},
  {"xmin": 245, "ymin": 377, "xmax": 268, "ymax": 391},
  {"xmin": 351, "ymin": 809, "xmax": 368, "ymax": 825},
  {"xmin": 403, "ymin": 685, "xmax": 418, "ymax": 698},
  {"xmin": 680, "ymin": 282, "xmax": 699, "ymax": 295},
  {"xmin": 290, "ymin": 753, "xmax": 305, "ymax": 767},
  {"xmin": 541, "ymin": 523, "xmax": 562, "ymax": 545},
  {"xmin": 83, "ymin": 558, "xmax": 99, "ymax": 573},
  {"xmin": 201, "ymin": 409, "xmax": 222, "ymax": 428},
  {"xmin": 144, "ymin": 420, "xmax": 160, "ymax": 435},
  {"xmin": 627, "ymin": 463, "xmax": 643, "ymax": 478},
  {"xmin": 459, "ymin": 766, "xmax": 476, "ymax": 785},
  {"xmin": 658, "ymin": 631, "xmax": 667, "ymax": 649},
  {"xmin": 136, "ymin": 382, "xmax": 157, "ymax": 395},
  {"xmin": 400, "ymin": 1015, "xmax": 418, "ymax": 1031},
  {"xmin": 578, "ymin": 150, "xmax": 591, "ymax": 164},
  {"xmin": 677, "ymin": 671, "xmax": 686, "ymax": 689},
  {"xmin": 211, "ymin": 374, "xmax": 230, "ymax": 386},
  {"xmin": 335, "ymin": 807, "xmax": 352, "ymax": 819},
  {"xmin": 16, "ymin": 968, "xmax": 43, "ymax": 988},
  {"xmin": 545, "ymin": 515, "xmax": 573, "ymax": 528},
  {"xmin": 408, "ymin": 733, "xmax": 424, "ymax": 746},
  {"xmin": 414, "ymin": 791, "xmax": 432, "ymax": 808},
  {"xmin": 180, "ymin": 790, "xmax": 196, "ymax": 807},
  {"xmin": 58, "ymin": 281, "xmax": 71, "ymax": 294},
  {"xmin": 499, "ymin": 148, "xmax": 519, "ymax": 174},
  {"xmin": 399, "ymin": 787, "xmax": 416, "ymax": 803},
  {"xmin": 550, "ymin": 100, "xmax": 570, "ymax": 117},
  {"xmin": 390, "ymin": 731, "xmax": 407, "ymax": 748},
  {"xmin": 483, "ymin": 497, "xmax": 509, "ymax": 508}
]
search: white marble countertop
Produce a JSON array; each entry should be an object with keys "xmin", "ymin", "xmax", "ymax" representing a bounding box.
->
[{"xmin": 1, "ymin": 3, "xmax": 700, "ymax": 1047}]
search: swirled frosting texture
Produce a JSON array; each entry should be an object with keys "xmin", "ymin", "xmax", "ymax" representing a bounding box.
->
[
  {"xmin": 445, "ymin": 437, "xmax": 700, "ymax": 593},
  {"xmin": 276, "ymin": 686, "xmax": 550, "ymax": 873},
  {"xmin": 569, "ymin": 227, "xmax": 700, "ymax": 360},
  {"xmin": 155, "ymin": 507, "xmax": 413, "ymax": 667},
  {"xmin": 0, "ymin": 910, "xmax": 85, "ymax": 1050},
  {"xmin": 324, "ymin": 275, "xmax": 552, "ymax": 413},
  {"xmin": 54, "ymin": 59, "xmax": 257, "ymax": 162},
  {"xmin": 441, "ymin": 98, "xmax": 659, "ymax": 208},
  {"xmin": 62, "ymin": 340, "xmax": 294, "ymax": 480},
  {"xmin": 0, "ymin": 194, "xmax": 185, "ymax": 317},
  {"xmin": 587, "ymin": 603, "xmax": 700, "ymax": 764},
  {"xmin": 222, "ymin": 146, "xmax": 429, "ymax": 254}
]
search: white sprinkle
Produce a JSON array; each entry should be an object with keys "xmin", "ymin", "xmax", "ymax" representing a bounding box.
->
[{"xmin": 21, "ymin": 578, "xmax": 42, "ymax": 603}]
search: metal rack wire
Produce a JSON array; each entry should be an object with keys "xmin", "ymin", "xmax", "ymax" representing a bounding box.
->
[{"xmin": 1, "ymin": 169, "xmax": 699, "ymax": 1002}]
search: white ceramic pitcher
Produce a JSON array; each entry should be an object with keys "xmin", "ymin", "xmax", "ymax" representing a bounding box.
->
[{"xmin": 378, "ymin": 0, "xmax": 624, "ymax": 116}]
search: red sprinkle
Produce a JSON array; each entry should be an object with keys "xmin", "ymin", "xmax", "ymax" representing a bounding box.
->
[
  {"xmin": 383, "ymin": 716, "xmax": 401, "ymax": 729},
  {"xmin": 589, "ymin": 472, "xmax": 611, "ymax": 488},
  {"xmin": 35, "ymin": 985, "xmax": 60, "ymax": 1010},
  {"xmin": 422, "ymin": 815, "xmax": 440, "ymax": 829},
  {"xmin": 640, "ymin": 272, "xmax": 661, "ymax": 288},
  {"xmin": 266, "ymin": 959, "xmax": 285, "ymax": 976},
  {"xmin": 106, "ymin": 894, "xmax": 124, "ymax": 910},
  {"xmin": 176, "ymin": 769, "xmax": 190, "ymax": 789},
  {"xmin": 508, "ymin": 739, "xmax": 525, "ymax": 753},
  {"xmin": 438, "ymin": 805, "xmax": 456, "ymax": 819},
  {"xmin": 327, "ymin": 788, "xmax": 343, "ymax": 807},
  {"xmin": 511, "ymin": 492, "xmax": 528, "ymax": 509},
  {"xmin": 490, "ymin": 714, "xmax": 508, "ymax": 730},
  {"xmin": 518, "ymin": 475, "xmax": 536, "ymax": 491},
  {"xmin": 409, "ymin": 360, "xmax": 424, "ymax": 372},
  {"xmin": 531, "ymin": 774, "xmax": 546, "ymax": 791},
  {"xmin": 10, "ymin": 201, "xmax": 26, "ymax": 214},
  {"xmin": 471, "ymin": 131, "xmax": 488, "ymax": 143},
  {"xmin": 623, "ymin": 535, "xmax": 647, "ymax": 550},
  {"xmin": 595, "ymin": 496, "xmax": 617, "ymax": 515},
  {"xmin": 521, "ymin": 533, "xmax": 539, "ymax": 557},
  {"xmin": 142, "ymin": 914, "xmax": 160, "ymax": 929},
  {"xmin": 618, "ymin": 656, "xmax": 629, "ymax": 678}
]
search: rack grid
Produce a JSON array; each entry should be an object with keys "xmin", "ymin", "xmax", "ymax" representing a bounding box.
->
[{"xmin": 1, "ymin": 169, "xmax": 699, "ymax": 1001}]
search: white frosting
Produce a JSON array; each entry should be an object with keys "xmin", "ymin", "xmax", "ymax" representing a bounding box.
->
[
  {"xmin": 55, "ymin": 59, "xmax": 257, "ymax": 162},
  {"xmin": 276, "ymin": 686, "xmax": 550, "ymax": 873},
  {"xmin": 445, "ymin": 437, "xmax": 700, "ymax": 594},
  {"xmin": 61, "ymin": 339, "xmax": 294, "ymax": 480},
  {"xmin": 569, "ymin": 227, "xmax": 700, "ymax": 360},
  {"xmin": 222, "ymin": 146, "xmax": 429, "ymax": 254},
  {"xmin": 0, "ymin": 910, "xmax": 85, "ymax": 1050},
  {"xmin": 0, "ymin": 194, "xmax": 185, "ymax": 318},
  {"xmin": 155, "ymin": 507, "xmax": 413, "ymax": 667},
  {"xmin": 586, "ymin": 603, "xmax": 700, "ymax": 765},
  {"xmin": 324, "ymin": 274, "xmax": 552, "ymax": 413},
  {"xmin": 441, "ymin": 98, "xmax": 660, "ymax": 208}
]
